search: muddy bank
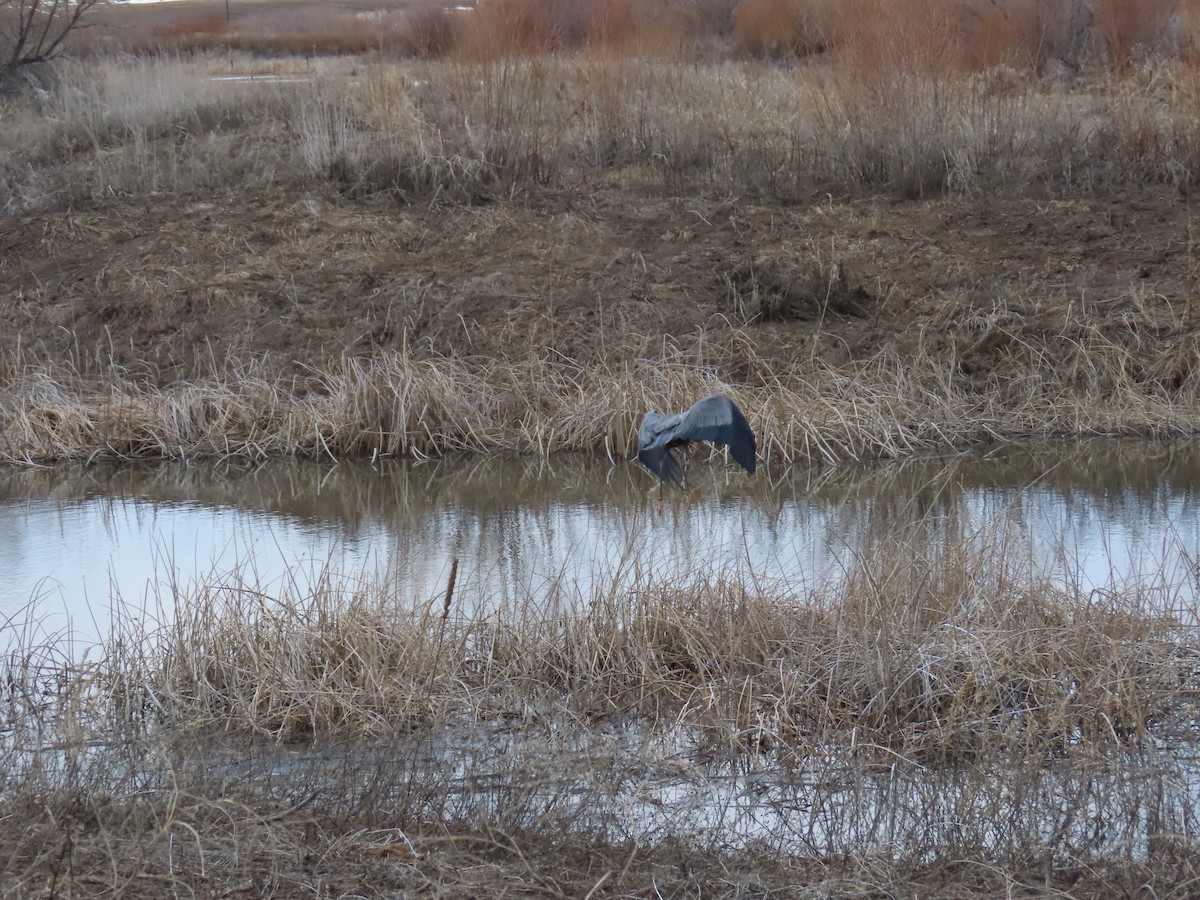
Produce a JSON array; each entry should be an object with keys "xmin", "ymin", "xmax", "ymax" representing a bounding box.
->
[{"xmin": 5, "ymin": 182, "xmax": 1195, "ymax": 389}]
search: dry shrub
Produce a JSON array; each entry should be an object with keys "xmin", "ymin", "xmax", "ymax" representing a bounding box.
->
[
  {"xmin": 1094, "ymin": 0, "xmax": 1179, "ymax": 71},
  {"xmin": 831, "ymin": 0, "xmax": 968, "ymax": 76},
  {"xmin": 456, "ymin": 0, "xmax": 591, "ymax": 57},
  {"xmin": 455, "ymin": 0, "xmax": 714, "ymax": 56},
  {"xmin": 583, "ymin": 0, "xmax": 693, "ymax": 56},
  {"xmin": 585, "ymin": 0, "xmax": 637, "ymax": 44},
  {"xmin": 731, "ymin": 0, "xmax": 834, "ymax": 57},
  {"xmin": 968, "ymin": 0, "xmax": 1060, "ymax": 70},
  {"xmin": 681, "ymin": 0, "xmax": 742, "ymax": 42},
  {"xmin": 1181, "ymin": 0, "xmax": 1200, "ymax": 58},
  {"xmin": 402, "ymin": 3, "xmax": 462, "ymax": 59},
  {"xmin": 963, "ymin": 0, "xmax": 1092, "ymax": 72}
]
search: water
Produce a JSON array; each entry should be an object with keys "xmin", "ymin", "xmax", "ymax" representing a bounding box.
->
[
  {"xmin": 6, "ymin": 443, "xmax": 1200, "ymax": 864},
  {"xmin": 2, "ymin": 442, "xmax": 1199, "ymax": 646},
  {"xmin": 197, "ymin": 717, "xmax": 1200, "ymax": 862}
]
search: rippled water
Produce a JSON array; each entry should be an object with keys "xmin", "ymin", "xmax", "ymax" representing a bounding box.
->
[{"xmin": 2, "ymin": 442, "xmax": 1199, "ymax": 645}]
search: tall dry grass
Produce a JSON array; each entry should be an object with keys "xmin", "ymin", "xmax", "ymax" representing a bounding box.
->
[
  {"xmin": 136, "ymin": 520, "xmax": 1194, "ymax": 752},
  {"xmin": 9, "ymin": 46, "xmax": 1200, "ymax": 215},
  {"xmin": 0, "ymin": 320, "xmax": 1196, "ymax": 465}
]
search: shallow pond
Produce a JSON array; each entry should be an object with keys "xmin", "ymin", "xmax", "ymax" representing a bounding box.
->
[{"xmin": 2, "ymin": 442, "xmax": 1199, "ymax": 646}]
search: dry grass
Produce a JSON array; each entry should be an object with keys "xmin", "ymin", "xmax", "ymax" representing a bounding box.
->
[
  {"xmin": 0, "ymin": 322, "xmax": 1196, "ymax": 466},
  {"xmin": 6, "ymin": 6, "xmax": 1200, "ymax": 893},
  {"xmin": 3, "ymin": 52, "xmax": 1199, "ymax": 462},
  {"xmin": 2, "ymin": 522, "xmax": 1199, "ymax": 895},
  {"xmin": 139, "ymin": 522, "xmax": 1195, "ymax": 752},
  {"xmin": 9, "ymin": 46, "xmax": 1200, "ymax": 217}
]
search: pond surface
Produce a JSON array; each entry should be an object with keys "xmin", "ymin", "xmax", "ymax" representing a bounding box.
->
[{"xmin": 2, "ymin": 442, "xmax": 1199, "ymax": 646}]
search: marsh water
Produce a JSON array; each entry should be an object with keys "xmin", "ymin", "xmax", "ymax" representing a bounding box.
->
[{"xmin": 2, "ymin": 442, "xmax": 1199, "ymax": 645}]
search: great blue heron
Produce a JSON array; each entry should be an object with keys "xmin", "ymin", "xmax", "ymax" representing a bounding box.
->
[{"xmin": 636, "ymin": 393, "xmax": 757, "ymax": 496}]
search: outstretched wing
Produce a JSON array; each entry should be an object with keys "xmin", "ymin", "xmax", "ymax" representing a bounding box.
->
[
  {"xmin": 637, "ymin": 410, "xmax": 686, "ymax": 488},
  {"xmin": 674, "ymin": 393, "xmax": 757, "ymax": 475}
]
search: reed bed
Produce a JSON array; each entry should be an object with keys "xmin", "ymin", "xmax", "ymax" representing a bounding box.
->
[
  {"xmin": 137, "ymin": 523, "xmax": 1197, "ymax": 753},
  {"xmin": 2, "ymin": 523, "xmax": 1200, "ymax": 895},
  {"xmin": 0, "ymin": 331, "xmax": 1195, "ymax": 465}
]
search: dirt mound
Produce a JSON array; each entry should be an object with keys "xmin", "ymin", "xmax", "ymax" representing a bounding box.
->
[{"xmin": 725, "ymin": 252, "xmax": 874, "ymax": 322}]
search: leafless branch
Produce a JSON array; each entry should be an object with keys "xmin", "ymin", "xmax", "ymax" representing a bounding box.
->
[{"xmin": 1, "ymin": 0, "xmax": 104, "ymax": 72}]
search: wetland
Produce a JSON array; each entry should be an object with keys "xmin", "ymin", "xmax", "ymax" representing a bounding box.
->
[{"xmin": 7, "ymin": 6, "xmax": 1200, "ymax": 892}]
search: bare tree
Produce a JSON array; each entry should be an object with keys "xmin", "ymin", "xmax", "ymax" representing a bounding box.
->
[{"xmin": 2, "ymin": 0, "xmax": 104, "ymax": 74}]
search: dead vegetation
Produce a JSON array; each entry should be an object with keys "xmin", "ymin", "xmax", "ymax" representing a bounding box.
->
[
  {"xmin": 3, "ymin": 523, "xmax": 1200, "ymax": 897},
  {"xmin": 0, "ymin": 326, "xmax": 1196, "ymax": 465},
  {"xmin": 144, "ymin": 523, "xmax": 1191, "ymax": 751},
  {"xmin": 61, "ymin": 0, "xmax": 1200, "ymax": 72},
  {"xmin": 4, "ymin": 7, "xmax": 1200, "ymax": 893},
  {"xmin": 9, "ymin": 50, "xmax": 1200, "ymax": 213},
  {"xmin": 1, "ymin": 51, "xmax": 1200, "ymax": 467}
]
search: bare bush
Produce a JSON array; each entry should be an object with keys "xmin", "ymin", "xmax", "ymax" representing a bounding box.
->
[
  {"xmin": 731, "ymin": 0, "xmax": 835, "ymax": 57},
  {"xmin": 403, "ymin": 2, "xmax": 461, "ymax": 59},
  {"xmin": 1093, "ymin": 0, "xmax": 1180, "ymax": 70},
  {"xmin": 1, "ymin": 0, "xmax": 102, "ymax": 79}
]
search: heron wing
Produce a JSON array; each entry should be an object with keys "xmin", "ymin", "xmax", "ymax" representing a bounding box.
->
[
  {"xmin": 637, "ymin": 410, "xmax": 686, "ymax": 487},
  {"xmin": 637, "ymin": 443, "xmax": 685, "ymax": 488},
  {"xmin": 674, "ymin": 393, "xmax": 757, "ymax": 475}
]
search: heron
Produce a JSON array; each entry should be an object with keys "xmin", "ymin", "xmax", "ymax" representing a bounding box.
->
[{"xmin": 636, "ymin": 393, "xmax": 757, "ymax": 501}]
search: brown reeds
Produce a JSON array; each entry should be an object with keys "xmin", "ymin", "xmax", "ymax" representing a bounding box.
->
[
  {"xmin": 0, "ymin": 327, "xmax": 1197, "ymax": 466},
  {"xmin": 120, "ymin": 519, "xmax": 1191, "ymax": 751}
]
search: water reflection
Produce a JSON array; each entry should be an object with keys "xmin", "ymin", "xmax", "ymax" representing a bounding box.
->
[{"xmin": 1, "ymin": 442, "xmax": 1199, "ymax": 644}]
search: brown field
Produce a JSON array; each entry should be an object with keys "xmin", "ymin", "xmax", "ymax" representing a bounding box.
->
[{"xmin": 5, "ymin": 0, "xmax": 1200, "ymax": 895}]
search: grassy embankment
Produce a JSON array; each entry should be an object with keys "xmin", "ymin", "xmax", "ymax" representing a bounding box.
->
[{"xmin": 4, "ymin": 1, "xmax": 1200, "ymax": 895}]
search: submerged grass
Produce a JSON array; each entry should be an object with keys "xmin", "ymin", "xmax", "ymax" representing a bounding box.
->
[{"xmin": 3, "ymin": 521, "xmax": 1200, "ymax": 895}]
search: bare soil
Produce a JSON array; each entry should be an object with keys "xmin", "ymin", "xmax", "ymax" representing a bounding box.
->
[{"xmin": 5, "ymin": 180, "xmax": 1198, "ymax": 389}]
